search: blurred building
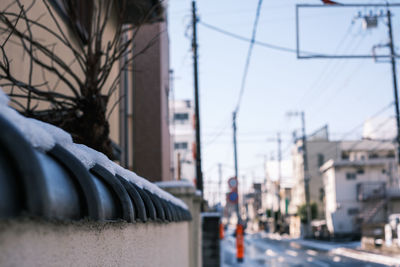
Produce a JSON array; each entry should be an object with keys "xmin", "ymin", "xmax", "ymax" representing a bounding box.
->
[
  {"xmin": 290, "ymin": 126, "xmax": 340, "ymax": 219},
  {"xmin": 321, "ymin": 140, "xmax": 400, "ymax": 238},
  {"xmin": 279, "ymin": 181, "xmax": 293, "ymax": 216},
  {"xmin": 169, "ymin": 100, "xmax": 196, "ymax": 182},
  {"xmin": 244, "ymin": 183, "xmax": 264, "ymax": 232}
]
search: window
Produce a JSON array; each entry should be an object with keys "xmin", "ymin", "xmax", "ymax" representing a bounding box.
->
[
  {"xmin": 346, "ymin": 173, "xmax": 356, "ymax": 180},
  {"xmin": 356, "ymin": 168, "xmax": 364, "ymax": 175},
  {"xmin": 347, "ymin": 208, "xmax": 359, "ymax": 215},
  {"xmin": 174, "ymin": 113, "xmax": 189, "ymax": 122},
  {"xmin": 317, "ymin": 154, "xmax": 325, "ymax": 167},
  {"xmin": 342, "ymin": 151, "xmax": 349, "ymax": 160},
  {"xmin": 369, "ymin": 153, "xmax": 379, "ymax": 159},
  {"xmin": 174, "ymin": 142, "xmax": 188, "ymax": 150},
  {"xmin": 387, "ymin": 151, "xmax": 395, "ymax": 158}
]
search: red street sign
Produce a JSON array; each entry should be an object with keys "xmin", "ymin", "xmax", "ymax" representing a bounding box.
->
[{"xmin": 228, "ymin": 177, "xmax": 238, "ymax": 189}]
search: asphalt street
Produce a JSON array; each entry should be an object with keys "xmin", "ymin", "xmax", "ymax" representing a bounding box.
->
[{"xmin": 221, "ymin": 233, "xmax": 387, "ymax": 267}]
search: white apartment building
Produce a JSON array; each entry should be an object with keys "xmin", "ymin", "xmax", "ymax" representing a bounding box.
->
[
  {"xmin": 321, "ymin": 140, "xmax": 399, "ymax": 238},
  {"xmin": 169, "ymin": 100, "xmax": 195, "ymax": 182},
  {"xmin": 290, "ymin": 127, "xmax": 340, "ymax": 218}
]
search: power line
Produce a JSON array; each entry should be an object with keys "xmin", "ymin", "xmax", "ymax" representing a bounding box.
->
[
  {"xmin": 303, "ymin": 33, "xmax": 368, "ymax": 110},
  {"xmin": 334, "ymin": 102, "xmax": 393, "ymax": 140},
  {"xmin": 305, "ymin": 103, "xmax": 395, "ymax": 163},
  {"xmin": 198, "ymin": 20, "xmax": 299, "ymax": 54},
  {"xmin": 297, "ymin": 23, "xmax": 355, "ymax": 107},
  {"xmin": 234, "ymin": 0, "xmax": 264, "ymax": 115},
  {"xmin": 307, "ymin": 118, "xmax": 396, "ymax": 164},
  {"xmin": 310, "ymin": 60, "xmax": 366, "ymax": 117}
]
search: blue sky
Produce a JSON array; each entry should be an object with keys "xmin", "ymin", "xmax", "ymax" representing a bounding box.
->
[{"xmin": 168, "ymin": 0, "xmax": 400, "ymax": 203}]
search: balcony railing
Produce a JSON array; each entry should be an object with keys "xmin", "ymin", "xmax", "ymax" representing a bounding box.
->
[{"xmin": 357, "ymin": 182, "xmax": 386, "ymax": 202}]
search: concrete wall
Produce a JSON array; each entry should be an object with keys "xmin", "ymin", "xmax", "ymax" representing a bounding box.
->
[
  {"xmin": 0, "ymin": 219, "xmax": 189, "ymax": 267},
  {"xmin": 158, "ymin": 181, "xmax": 202, "ymax": 267}
]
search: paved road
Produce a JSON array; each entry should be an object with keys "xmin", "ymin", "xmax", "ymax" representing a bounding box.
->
[{"xmin": 221, "ymin": 233, "xmax": 387, "ymax": 267}]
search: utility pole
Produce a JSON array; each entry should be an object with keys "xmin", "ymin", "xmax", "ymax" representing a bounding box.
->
[
  {"xmin": 287, "ymin": 111, "xmax": 311, "ymax": 236},
  {"xmin": 277, "ymin": 132, "xmax": 282, "ymax": 218},
  {"xmin": 259, "ymin": 154, "xmax": 268, "ymax": 186},
  {"xmin": 301, "ymin": 111, "xmax": 312, "ymax": 238},
  {"xmin": 277, "ymin": 133, "xmax": 282, "ymax": 183},
  {"xmin": 296, "ymin": 3, "xmax": 400, "ymax": 161},
  {"xmin": 232, "ymin": 112, "xmax": 240, "ymax": 219},
  {"xmin": 232, "ymin": 111, "xmax": 244, "ymax": 263},
  {"xmin": 192, "ymin": 0, "xmax": 203, "ymax": 194},
  {"xmin": 262, "ymin": 155, "xmax": 268, "ymax": 222},
  {"xmin": 177, "ymin": 153, "xmax": 181, "ymax": 180},
  {"xmin": 387, "ymin": 8, "xmax": 400, "ymax": 165},
  {"xmin": 295, "ymin": 3, "xmax": 400, "ymax": 235},
  {"xmin": 218, "ymin": 163, "xmax": 222, "ymax": 204}
]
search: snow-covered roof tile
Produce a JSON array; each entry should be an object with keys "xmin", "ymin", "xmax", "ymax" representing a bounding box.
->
[{"xmin": 0, "ymin": 87, "xmax": 190, "ymax": 221}]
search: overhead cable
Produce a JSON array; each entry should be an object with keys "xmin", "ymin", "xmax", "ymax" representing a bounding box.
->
[
  {"xmin": 234, "ymin": 0, "xmax": 264, "ymax": 115},
  {"xmin": 198, "ymin": 20, "xmax": 314, "ymax": 55}
]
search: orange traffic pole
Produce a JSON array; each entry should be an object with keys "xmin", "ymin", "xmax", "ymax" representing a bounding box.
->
[
  {"xmin": 236, "ymin": 223, "xmax": 244, "ymax": 262},
  {"xmin": 219, "ymin": 222, "xmax": 224, "ymax": 239}
]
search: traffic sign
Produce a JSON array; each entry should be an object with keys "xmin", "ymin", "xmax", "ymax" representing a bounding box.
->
[
  {"xmin": 228, "ymin": 177, "xmax": 238, "ymax": 189},
  {"xmin": 227, "ymin": 191, "xmax": 238, "ymax": 204}
]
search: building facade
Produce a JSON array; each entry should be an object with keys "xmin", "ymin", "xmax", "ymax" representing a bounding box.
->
[
  {"xmin": 127, "ymin": 20, "xmax": 172, "ymax": 182},
  {"xmin": 321, "ymin": 140, "xmax": 400, "ymax": 237},
  {"xmin": 290, "ymin": 135, "xmax": 340, "ymax": 219},
  {"xmin": 169, "ymin": 100, "xmax": 196, "ymax": 182}
]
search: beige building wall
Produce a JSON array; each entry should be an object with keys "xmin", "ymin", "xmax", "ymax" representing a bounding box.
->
[
  {"xmin": 0, "ymin": 220, "xmax": 189, "ymax": 267},
  {"xmin": 1, "ymin": 0, "xmax": 172, "ymax": 175},
  {"xmin": 1, "ymin": 0, "xmax": 121, "ymax": 146}
]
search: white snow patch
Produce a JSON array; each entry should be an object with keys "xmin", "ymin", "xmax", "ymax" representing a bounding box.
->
[
  {"xmin": 156, "ymin": 180, "xmax": 194, "ymax": 188},
  {"xmin": 32, "ymin": 119, "xmax": 72, "ymax": 146},
  {"xmin": 0, "ymin": 87, "xmax": 188, "ymax": 210},
  {"xmin": 332, "ymin": 248, "xmax": 400, "ymax": 266},
  {"xmin": 66, "ymin": 144, "xmax": 117, "ymax": 175},
  {"xmin": 0, "ymin": 104, "xmax": 55, "ymax": 151},
  {"xmin": 265, "ymin": 249, "xmax": 277, "ymax": 257},
  {"xmin": 0, "ymin": 89, "xmax": 9, "ymax": 106}
]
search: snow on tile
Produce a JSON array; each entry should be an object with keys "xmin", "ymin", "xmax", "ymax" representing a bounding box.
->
[
  {"xmin": 156, "ymin": 180, "xmax": 194, "ymax": 188},
  {"xmin": 0, "ymin": 101, "xmax": 55, "ymax": 151},
  {"xmin": 0, "ymin": 87, "xmax": 188, "ymax": 210},
  {"xmin": 0, "ymin": 89, "xmax": 9, "ymax": 106}
]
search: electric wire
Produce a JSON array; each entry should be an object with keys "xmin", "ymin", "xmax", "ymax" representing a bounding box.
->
[
  {"xmin": 300, "ymin": 31, "xmax": 367, "ymax": 109},
  {"xmin": 234, "ymin": 0, "xmax": 264, "ymax": 115},
  {"xmin": 304, "ymin": 32, "xmax": 368, "ymax": 110},
  {"xmin": 307, "ymin": 118, "xmax": 395, "ymax": 164},
  {"xmin": 310, "ymin": 60, "xmax": 366, "ymax": 119},
  {"xmin": 297, "ymin": 23, "xmax": 355, "ymax": 107},
  {"xmin": 305, "ymin": 103, "xmax": 395, "ymax": 163},
  {"xmin": 198, "ymin": 20, "xmax": 301, "ymax": 54}
]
